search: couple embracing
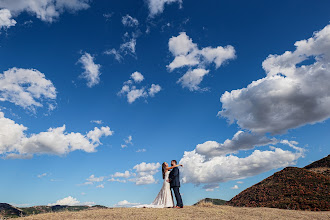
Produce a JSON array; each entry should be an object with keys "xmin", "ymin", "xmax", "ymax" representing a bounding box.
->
[{"xmin": 137, "ymin": 160, "xmax": 183, "ymax": 208}]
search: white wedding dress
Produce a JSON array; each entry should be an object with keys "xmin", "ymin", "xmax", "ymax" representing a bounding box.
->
[{"xmin": 135, "ymin": 171, "xmax": 174, "ymax": 208}]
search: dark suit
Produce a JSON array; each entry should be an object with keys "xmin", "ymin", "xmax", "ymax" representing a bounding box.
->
[{"xmin": 169, "ymin": 167, "xmax": 183, "ymax": 207}]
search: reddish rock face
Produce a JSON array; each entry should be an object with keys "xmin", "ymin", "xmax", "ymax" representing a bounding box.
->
[{"xmin": 226, "ymin": 155, "xmax": 330, "ymax": 211}]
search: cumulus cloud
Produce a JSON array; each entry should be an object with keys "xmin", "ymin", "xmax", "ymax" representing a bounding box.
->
[
  {"xmin": 86, "ymin": 174, "xmax": 104, "ymax": 182},
  {"xmin": 114, "ymin": 200, "xmax": 140, "ymax": 207},
  {"xmin": 131, "ymin": 72, "xmax": 144, "ymax": 83},
  {"xmin": 0, "ymin": 67, "xmax": 56, "ymax": 111},
  {"xmin": 108, "ymin": 178, "xmax": 127, "ymax": 183},
  {"xmin": 195, "ymin": 131, "xmax": 278, "ymax": 158},
  {"xmin": 118, "ymin": 71, "xmax": 161, "ymax": 103},
  {"xmin": 180, "ymin": 146, "xmax": 303, "ymax": 186},
  {"xmin": 0, "ymin": 9, "xmax": 16, "ymax": 29},
  {"xmin": 130, "ymin": 162, "xmax": 161, "ymax": 185},
  {"xmin": 219, "ymin": 24, "xmax": 330, "ymax": 134},
  {"xmin": 112, "ymin": 171, "xmax": 131, "ymax": 178},
  {"xmin": 146, "ymin": 0, "xmax": 182, "ymax": 17},
  {"xmin": 87, "ymin": 127, "xmax": 113, "ymax": 144},
  {"xmin": 168, "ymin": 32, "xmax": 236, "ymax": 91},
  {"xmin": 122, "ymin": 14, "xmax": 139, "ymax": 27},
  {"xmin": 107, "ymin": 162, "xmax": 160, "ymax": 185},
  {"xmin": 78, "ymin": 52, "xmax": 101, "ymax": 88},
  {"xmin": 0, "ymin": 112, "xmax": 113, "ymax": 159},
  {"xmin": 148, "ymin": 84, "xmax": 162, "ymax": 96},
  {"xmin": 0, "ymin": 0, "xmax": 90, "ymax": 23},
  {"xmin": 177, "ymin": 68, "xmax": 209, "ymax": 91},
  {"xmin": 48, "ymin": 196, "xmax": 94, "ymax": 206},
  {"xmin": 231, "ymin": 185, "xmax": 239, "ymax": 189}
]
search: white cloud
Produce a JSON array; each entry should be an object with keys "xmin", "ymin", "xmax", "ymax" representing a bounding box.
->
[
  {"xmin": 146, "ymin": 0, "xmax": 182, "ymax": 17},
  {"xmin": 0, "ymin": 112, "xmax": 113, "ymax": 158},
  {"xmin": 90, "ymin": 120, "xmax": 103, "ymax": 125},
  {"xmin": 114, "ymin": 200, "xmax": 140, "ymax": 207},
  {"xmin": 168, "ymin": 32, "xmax": 236, "ymax": 91},
  {"xmin": 219, "ymin": 24, "xmax": 330, "ymax": 134},
  {"xmin": 177, "ymin": 68, "xmax": 209, "ymax": 91},
  {"xmin": 180, "ymin": 146, "xmax": 303, "ymax": 186},
  {"xmin": 108, "ymin": 178, "xmax": 127, "ymax": 183},
  {"xmin": 104, "ymin": 31, "xmax": 140, "ymax": 61},
  {"xmin": 121, "ymin": 144, "xmax": 127, "ymax": 148},
  {"xmin": 148, "ymin": 84, "xmax": 161, "ymax": 96},
  {"xmin": 120, "ymin": 37, "xmax": 136, "ymax": 55},
  {"xmin": 105, "ymin": 38, "xmax": 136, "ymax": 61},
  {"xmin": 131, "ymin": 72, "xmax": 144, "ymax": 83},
  {"xmin": 87, "ymin": 127, "xmax": 113, "ymax": 144},
  {"xmin": 122, "ymin": 14, "xmax": 138, "ymax": 27},
  {"xmin": 48, "ymin": 196, "xmax": 94, "ymax": 206},
  {"xmin": 78, "ymin": 52, "xmax": 101, "ymax": 88},
  {"xmin": 37, "ymin": 173, "xmax": 47, "ymax": 178},
  {"xmin": 136, "ymin": 148, "xmax": 146, "ymax": 153},
  {"xmin": 104, "ymin": 49, "xmax": 122, "ymax": 61},
  {"xmin": 96, "ymin": 184, "xmax": 104, "ymax": 188},
  {"xmin": 112, "ymin": 171, "xmax": 131, "ymax": 178},
  {"xmin": 237, "ymin": 181, "xmax": 243, "ymax": 184},
  {"xmin": 81, "ymin": 181, "xmax": 93, "ymax": 185},
  {"xmin": 124, "ymin": 135, "xmax": 133, "ymax": 145},
  {"xmin": 195, "ymin": 131, "xmax": 278, "ymax": 158},
  {"xmin": 103, "ymin": 12, "xmax": 113, "ymax": 21},
  {"xmin": 118, "ymin": 72, "xmax": 161, "ymax": 103},
  {"xmin": 128, "ymin": 162, "xmax": 160, "ymax": 185},
  {"xmin": 0, "ymin": 67, "xmax": 56, "ymax": 111},
  {"xmin": 231, "ymin": 185, "xmax": 239, "ymax": 189},
  {"xmin": 86, "ymin": 174, "xmax": 104, "ymax": 182},
  {"xmin": 0, "ymin": 9, "xmax": 16, "ymax": 29},
  {"xmin": 0, "ymin": 0, "xmax": 90, "ymax": 23}
]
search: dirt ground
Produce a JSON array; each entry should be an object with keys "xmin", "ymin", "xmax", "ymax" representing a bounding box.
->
[{"xmin": 16, "ymin": 205, "xmax": 330, "ymax": 220}]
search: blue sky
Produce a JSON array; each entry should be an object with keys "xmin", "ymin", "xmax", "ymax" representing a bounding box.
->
[{"xmin": 0, "ymin": 0, "xmax": 330, "ymax": 207}]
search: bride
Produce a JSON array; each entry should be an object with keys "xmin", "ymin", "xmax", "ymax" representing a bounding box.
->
[{"xmin": 135, "ymin": 162, "xmax": 183, "ymax": 208}]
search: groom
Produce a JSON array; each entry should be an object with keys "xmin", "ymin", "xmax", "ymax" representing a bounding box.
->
[{"xmin": 167, "ymin": 160, "xmax": 183, "ymax": 208}]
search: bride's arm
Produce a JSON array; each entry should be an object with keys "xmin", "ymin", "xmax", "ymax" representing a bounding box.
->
[{"xmin": 165, "ymin": 164, "xmax": 183, "ymax": 171}]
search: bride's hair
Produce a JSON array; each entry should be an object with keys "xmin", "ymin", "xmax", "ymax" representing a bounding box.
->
[{"xmin": 162, "ymin": 162, "xmax": 167, "ymax": 179}]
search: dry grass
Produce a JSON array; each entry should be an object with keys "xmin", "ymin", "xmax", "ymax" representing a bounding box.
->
[{"xmin": 17, "ymin": 205, "xmax": 329, "ymax": 220}]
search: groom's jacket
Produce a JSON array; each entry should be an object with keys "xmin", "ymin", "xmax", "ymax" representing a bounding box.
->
[{"xmin": 169, "ymin": 167, "xmax": 180, "ymax": 188}]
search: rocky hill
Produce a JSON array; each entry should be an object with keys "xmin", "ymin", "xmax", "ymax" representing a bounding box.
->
[
  {"xmin": 194, "ymin": 198, "xmax": 227, "ymax": 206},
  {"xmin": 0, "ymin": 203, "xmax": 25, "ymax": 218},
  {"xmin": 226, "ymin": 155, "xmax": 330, "ymax": 211},
  {"xmin": 304, "ymin": 155, "xmax": 330, "ymax": 176}
]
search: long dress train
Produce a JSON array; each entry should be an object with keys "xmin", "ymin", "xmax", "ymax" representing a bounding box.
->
[{"xmin": 134, "ymin": 171, "xmax": 174, "ymax": 208}]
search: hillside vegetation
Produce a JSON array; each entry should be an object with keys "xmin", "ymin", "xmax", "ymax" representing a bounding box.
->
[{"xmin": 227, "ymin": 155, "xmax": 330, "ymax": 211}]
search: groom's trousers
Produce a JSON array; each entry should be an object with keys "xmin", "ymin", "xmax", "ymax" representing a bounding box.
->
[{"xmin": 172, "ymin": 187, "xmax": 183, "ymax": 207}]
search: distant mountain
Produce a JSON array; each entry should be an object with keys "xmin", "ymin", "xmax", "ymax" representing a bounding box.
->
[
  {"xmin": 0, "ymin": 204, "xmax": 108, "ymax": 218},
  {"xmin": 194, "ymin": 198, "xmax": 227, "ymax": 206},
  {"xmin": 226, "ymin": 155, "xmax": 330, "ymax": 211},
  {"xmin": 0, "ymin": 203, "xmax": 25, "ymax": 218}
]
